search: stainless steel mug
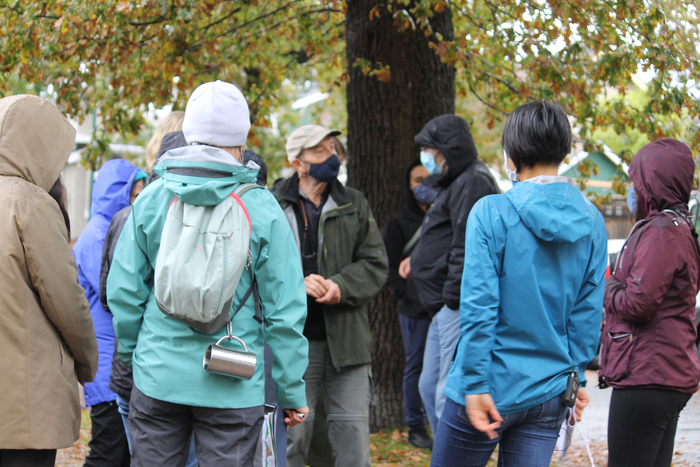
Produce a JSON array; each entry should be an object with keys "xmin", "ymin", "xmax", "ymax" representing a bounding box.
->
[{"xmin": 203, "ymin": 336, "xmax": 256, "ymax": 379}]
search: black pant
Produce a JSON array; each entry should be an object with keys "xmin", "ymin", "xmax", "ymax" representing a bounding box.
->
[
  {"xmin": 608, "ymin": 387, "xmax": 692, "ymax": 467},
  {"xmin": 85, "ymin": 400, "xmax": 130, "ymax": 467},
  {"xmin": 0, "ymin": 450, "xmax": 55, "ymax": 467}
]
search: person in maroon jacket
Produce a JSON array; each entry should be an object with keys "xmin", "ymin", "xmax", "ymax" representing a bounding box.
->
[{"xmin": 600, "ymin": 138, "xmax": 700, "ymax": 467}]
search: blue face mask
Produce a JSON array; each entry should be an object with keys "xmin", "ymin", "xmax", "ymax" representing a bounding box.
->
[
  {"xmin": 307, "ymin": 154, "xmax": 341, "ymax": 183},
  {"xmin": 420, "ymin": 150, "xmax": 444, "ymax": 176},
  {"xmin": 627, "ymin": 186, "xmax": 637, "ymax": 216},
  {"xmin": 413, "ymin": 184, "xmax": 439, "ymax": 205}
]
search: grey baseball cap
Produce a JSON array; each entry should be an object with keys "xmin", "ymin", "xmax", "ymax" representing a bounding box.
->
[{"xmin": 285, "ymin": 124, "xmax": 341, "ymax": 161}]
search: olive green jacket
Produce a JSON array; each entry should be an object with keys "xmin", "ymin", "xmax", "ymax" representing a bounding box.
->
[{"xmin": 272, "ymin": 175, "xmax": 388, "ymax": 368}]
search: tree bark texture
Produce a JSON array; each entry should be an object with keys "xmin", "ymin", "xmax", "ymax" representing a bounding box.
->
[{"xmin": 345, "ymin": 0, "xmax": 455, "ymax": 431}]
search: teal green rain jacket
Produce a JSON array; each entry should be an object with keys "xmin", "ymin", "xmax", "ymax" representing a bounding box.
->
[
  {"xmin": 445, "ymin": 177, "xmax": 607, "ymax": 414},
  {"xmin": 107, "ymin": 146, "xmax": 308, "ymax": 409}
]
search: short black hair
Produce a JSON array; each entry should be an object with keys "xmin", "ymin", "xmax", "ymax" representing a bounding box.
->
[
  {"xmin": 502, "ymin": 101, "xmax": 572, "ymax": 172},
  {"xmin": 242, "ymin": 149, "xmax": 268, "ymax": 186}
]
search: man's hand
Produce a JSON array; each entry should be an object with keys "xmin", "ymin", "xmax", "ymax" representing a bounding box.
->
[
  {"xmin": 284, "ymin": 406, "xmax": 309, "ymax": 427},
  {"xmin": 304, "ymin": 274, "xmax": 328, "ymax": 299},
  {"xmin": 465, "ymin": 393, "xmax": 503, "ymax": 440},
  {"xmin": 316, "ymin": 279, "xmax": 341, "ymax": 305},
  {"xmin": 574, "ymin": 387, "xmax": 589, "ymax": 422},
  {"xmin": 305, "ymin": 274, "xmax": 341, "ymax": 305},
  {"xmin": 399, "ymin": 257, "xmax": 412, "ymax": 279}
]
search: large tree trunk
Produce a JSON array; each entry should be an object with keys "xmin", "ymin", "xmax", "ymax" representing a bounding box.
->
[{"xmin": 345, "ymin": 0, "xmax": 455, "ymax": 431}]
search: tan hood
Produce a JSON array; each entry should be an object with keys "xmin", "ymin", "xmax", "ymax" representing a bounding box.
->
[{"xmin": 0, "ymin": 95, "xmax": 76, "ymax": 192}]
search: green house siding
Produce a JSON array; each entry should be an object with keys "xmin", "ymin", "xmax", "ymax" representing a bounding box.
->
[{"xmin": 561, "ymin": 152, "xmax": 630, "ymax": 195}]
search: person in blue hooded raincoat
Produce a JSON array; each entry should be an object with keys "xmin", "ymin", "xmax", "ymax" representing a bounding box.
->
[
  {"xmin": 431, "ymin": 102, "xmax": 607, "ymax": 467},
  {"xmin": 72, "ymin": 158, "xmax": 146, "ymax": 467}
]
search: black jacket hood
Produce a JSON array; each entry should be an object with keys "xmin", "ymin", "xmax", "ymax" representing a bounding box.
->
[
  {"xmin": 414, "ymin": 114, "xmax": 478, "ymax": 187},
  {"xmin": 403, "ymin": 159, "xmax": 424, "ymax": 215}
]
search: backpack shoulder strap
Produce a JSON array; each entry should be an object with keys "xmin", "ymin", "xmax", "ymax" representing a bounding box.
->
[
  {"xmin": 233, "ymin": 183, "xmax": 263, "ymax": 197},
  {"xmin": 229, "ymin": 277, "xmax": 263, "ymax": 325},
  {"xmin": 230, "ymin": 182, "xmax": 264, "ymax": 324}
]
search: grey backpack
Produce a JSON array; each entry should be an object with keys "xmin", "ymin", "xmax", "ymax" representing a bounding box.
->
[{"xmin": 154, "ymin": 183, "xmax": 261, "ymax": 333}]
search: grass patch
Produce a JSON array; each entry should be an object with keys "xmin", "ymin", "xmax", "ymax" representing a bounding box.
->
[{"xmin": 369, "ymin": 428, "xmax": 498, "ymax": 466}]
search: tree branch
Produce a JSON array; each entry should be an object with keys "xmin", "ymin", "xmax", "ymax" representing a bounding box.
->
[
  {"xmin": 0, "ymin": 4, "xmax": 22, "ymax": 15},
  {"xmin": 201, "ymin": 6, "xmax": 242, "ymax": 31},
  {"xmin": 129, "ymin": 15, "xmax": 169, "ymax": 26},
  {"xmin": 466, "ymin": 79, "xmax": 508, "ymax": 115},
  {"xmin": 210, "ymin": 1, "xmax": 298, "ymax": 42},
  {"xmin": 479, "ymin": 69, "xmax": 521, "ymax": 96},
  {"xmin": 261, "ymin": 7, "xmax": 342, "ymax": 34}
]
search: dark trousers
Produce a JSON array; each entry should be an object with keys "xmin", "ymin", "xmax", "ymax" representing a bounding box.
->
[
  {"xmin": 608, "ymin": 387, "xmax": 692, "ymax": 467},
  {"xmin": 0, "ymin": 450, "xmax": 56, "ymax": 467},
  {"xmin": 398, "ymin": 314, "xmax": 431, "ymax": 430},
  {"xmin": 129, "ymin": 386, "xmax": 264, "ymax": 467},
  {"xmin": 85, "ymin": 400, "xmax": 130, "ymax": 467}
]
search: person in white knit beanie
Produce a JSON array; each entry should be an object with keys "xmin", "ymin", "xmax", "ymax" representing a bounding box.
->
[
  {"xmin": 182, "ymin": 80, "xmax": 251, "ymax": 150},
  {"xmin": 107, "ymin": 80, "xmax": 309, "ymax": 467}
]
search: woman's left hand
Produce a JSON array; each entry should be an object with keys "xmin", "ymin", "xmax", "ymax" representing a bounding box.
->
[
  {"xmin": 574, "ymin": 387, "xmax": 589, "ymax": 422},
  {"xmin": 465, "ymin": 393, "xmax": 503, "ymax": 440}
]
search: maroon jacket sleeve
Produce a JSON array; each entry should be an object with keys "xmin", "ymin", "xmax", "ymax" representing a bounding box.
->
[{"xmin": 605, "ymin": 224, "xmax": 678, "ymax": 323}]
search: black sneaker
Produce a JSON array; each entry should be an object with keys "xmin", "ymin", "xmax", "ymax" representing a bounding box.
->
[{"xmin": 408, "ymin": 427, "xmax": 434, "ymax": 449}]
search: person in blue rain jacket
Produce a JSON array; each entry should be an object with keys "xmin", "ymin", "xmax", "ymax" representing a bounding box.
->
[
  {"xmin": 72, "ymin": 158, "xmax": 146, "ymax": 467},
  {"xmin": 432, "ymin": 101, "xmax": 607, "ymax": 467}
]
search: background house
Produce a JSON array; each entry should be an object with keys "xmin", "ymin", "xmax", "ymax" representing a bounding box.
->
[{"xmin": 559, "ymin": 148, "xmax": 634, "ymax": 239}]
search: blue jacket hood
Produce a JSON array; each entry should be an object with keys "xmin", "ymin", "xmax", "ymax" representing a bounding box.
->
[
  {"xmin": 91, "ymin": 159, "xmax": 145, "ymax": 221},
  {"xmin": 505, "ymin": 178, "xmax": 597, "ymax": 243}
]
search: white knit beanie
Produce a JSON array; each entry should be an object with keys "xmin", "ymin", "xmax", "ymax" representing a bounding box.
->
[{"xmin": 182, "ymin": 80, "xmax": 251, "ymax": 147}]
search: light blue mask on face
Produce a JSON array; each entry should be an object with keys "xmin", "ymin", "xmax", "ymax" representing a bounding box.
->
[
  {"xmin": 627, "ymin": 186, "xmax": 637, "ymax": 215},
  {"xmin": 420, "ymin": 150, "xmax": 444, "ymax": 176}
]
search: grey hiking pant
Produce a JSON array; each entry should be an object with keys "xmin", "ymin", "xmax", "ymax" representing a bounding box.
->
[
  {"xmin": 286, "ymin": 340, "xmax": 373, "ymax": 467},
  {"xmin": 129, "ymin": 386, "xmax": 264, "ymax": 467}
]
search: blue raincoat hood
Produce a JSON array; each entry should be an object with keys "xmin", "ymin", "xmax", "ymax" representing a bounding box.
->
[
  {"xmin": 154, "ymin": 145, "xmax": 259, "ymax": 205},
  {"xmin": 91, "ymin": 159, "xmax": 145, "ymax": 220},
  {"xmin": 505, "ymin": 178, "xmax": 597, "ymax": 243},
  {"xmin": 74, "ymin": 158, "xmax": 144, "ymax": 407}
]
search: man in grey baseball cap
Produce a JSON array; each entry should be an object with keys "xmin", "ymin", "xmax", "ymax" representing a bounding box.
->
[
  {"xmin": 272, "ymin": 125, "xmax": 388, "ymax": 467},
  {"xmin": 285, "ymin": 124, "xmax": 341, "ymax": 161}
]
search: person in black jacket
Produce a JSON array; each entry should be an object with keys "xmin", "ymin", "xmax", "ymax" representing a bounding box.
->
[
  {"xmin": 98, "ymin": 131, "xmax": 201, "ymax": 466},
  {"xmin": 399, "ymin": 114, "xmax": 499, "ymax": 434},
  {"xmin": 383, "ymin": 160, "xmax": 437, "ymax": 449}
]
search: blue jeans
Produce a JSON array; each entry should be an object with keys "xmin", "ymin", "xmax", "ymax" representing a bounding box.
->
[
  {"xmin": 116, "ymin": 395, "xmax": 132, "ymax": 452},
  {"xmin": 398, "ymin": 314, "xmax": 431, "ymax": 430},
  {"xmin": 419, "ymin": 306, "xmax": 461, "ymax": 433},
  {"xmin": 431, "ymin": 396, "xmax": 567, "ymax": 467},
  {"xmin": 118, "ymin": 393, "xmax": 199, "ymax": 467}
]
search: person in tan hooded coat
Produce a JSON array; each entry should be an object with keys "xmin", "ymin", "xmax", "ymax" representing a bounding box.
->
[{"xmin": 0, "ymin": 95, "xmax": 99, "ymax": 465}]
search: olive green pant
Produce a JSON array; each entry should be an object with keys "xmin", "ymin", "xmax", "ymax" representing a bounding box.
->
[{"xmin": 286, "ymin": 340, "xmax": 372, "ymax": 467}]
